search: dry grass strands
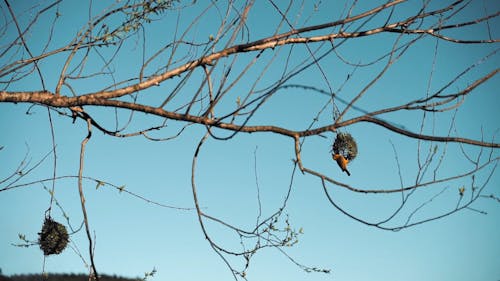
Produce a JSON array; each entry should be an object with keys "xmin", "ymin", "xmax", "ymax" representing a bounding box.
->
[
  {"xmin": 38, "ymin": 217, "xmax": 69, "ymax": 255},
  {"xmin": 332, "ymin": 132, "xmax": 358, "ymax": 161}
]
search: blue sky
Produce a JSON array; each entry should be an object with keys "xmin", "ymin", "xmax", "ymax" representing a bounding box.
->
[{"xmin": 1, "ymin": 1, "xmax": 499, "ymax": 280}]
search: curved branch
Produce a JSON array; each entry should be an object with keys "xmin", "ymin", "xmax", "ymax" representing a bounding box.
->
[
  {"xmin": 303, "ymin": 156, "xmax": 498, "ymax": 194},
  {"xmin": 341, "ymin": 115, "xmax": 500, "ymax": 148},
  {"xmin": 77, "ymin": 118, "xmax": 99, "ymax": 281},
  {"xmin": 1, "ymin": 90, "xmax": 498, "ymax": 148}
]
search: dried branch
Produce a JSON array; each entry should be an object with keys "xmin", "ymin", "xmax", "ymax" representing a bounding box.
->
[
  {"xmin": 1, "ymin": 0, "xmax": 498, "ymax": 279},
  {"xmin": 77, "ymin": 118, "xmax": 99, "ymax": 281}
]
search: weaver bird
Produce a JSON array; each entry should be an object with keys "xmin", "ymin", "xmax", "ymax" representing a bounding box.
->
[{"xmin": 333, "ymin": 153, "xmax": 350, "ymax": 176}]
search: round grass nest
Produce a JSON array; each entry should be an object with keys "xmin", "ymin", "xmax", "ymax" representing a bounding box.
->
[
  {"xmin": 38, "ymin": 217, "xmax": 69, "ymax": 256},
  {"xmin": 332, "ymin": 132, "xmax": 358, "ymax": 161}
]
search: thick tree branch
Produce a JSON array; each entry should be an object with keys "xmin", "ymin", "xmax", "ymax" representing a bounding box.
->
[{"xmin": 1, "ymin": 90, "xmax": 498, "ymax": 148}]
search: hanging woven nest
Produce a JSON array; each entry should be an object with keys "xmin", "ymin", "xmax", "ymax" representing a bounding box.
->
[
  {"xmin": 38, "ymin": 217, "xmax": 69, "ymax": 256},
  {"xmin": 332, "ymin": 132, "xmax": 358, "ymax": 161}
]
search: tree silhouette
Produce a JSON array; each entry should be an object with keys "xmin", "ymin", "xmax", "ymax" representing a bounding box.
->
[{"xmin": 1, "ymin": 1, "xmax": 498, "ymax": 280}]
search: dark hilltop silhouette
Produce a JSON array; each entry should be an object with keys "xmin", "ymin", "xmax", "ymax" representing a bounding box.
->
[{"xmin": 0, "ymin": 273, "xmax": 141, "ymax": 281}]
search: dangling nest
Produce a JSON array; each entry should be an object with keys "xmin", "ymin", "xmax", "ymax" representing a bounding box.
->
[
  {"xmin": 38, "ymin": 217, "xmax": 69, "ymax": 256},
  {"xmin": 332, "ymin": 132, "xmax": 358, "ymax": 161}
]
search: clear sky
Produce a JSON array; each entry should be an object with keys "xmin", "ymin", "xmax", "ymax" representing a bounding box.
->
[{"xmin": 1, "ymin": 1, "xmax": 499, "ymax": 281}]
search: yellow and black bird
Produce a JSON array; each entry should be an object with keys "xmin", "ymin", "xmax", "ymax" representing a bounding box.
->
[{"xmin": 333, "ymin": 153, "xmax": 351, "ymax": 176}]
